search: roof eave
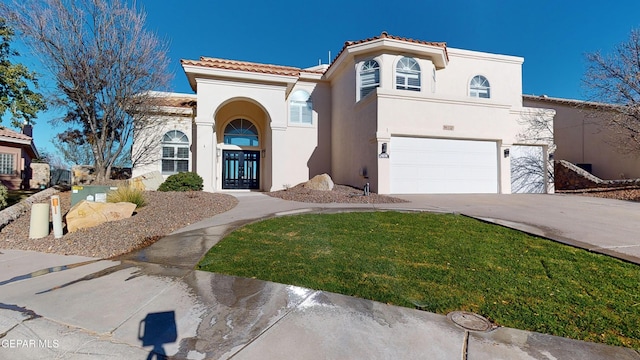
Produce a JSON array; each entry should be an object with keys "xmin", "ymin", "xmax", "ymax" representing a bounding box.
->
[
  {"xmin": 325, "ymin": 37, "xmax": 449, "ymax": 80},
  {"xmin": 183, "ymin": 64, "xmax": 298, "ymax": 91}
]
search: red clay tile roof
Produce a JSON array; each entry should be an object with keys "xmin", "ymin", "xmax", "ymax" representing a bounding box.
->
[
  {"xmin": 333, "ymin": 31, "xmax": 448, "ymax": 63},
  {"xmin": 0, "ymin": 127, "xmax": 31, "ymax": 142},
  {"xmin": 181, "ymin": 57, "xmax": 324, "ymax": 77},
  {"xmin": 181, "ymin": 33, "xmax": 447, "ymax": 80},
  {"xmin": 149, "ymin": 96, "xmax": 197, "ymax": 109}
]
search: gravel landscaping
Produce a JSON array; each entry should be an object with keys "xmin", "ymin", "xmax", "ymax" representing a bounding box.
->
[
  {"xmin": 0, "ymin": 191, "xmax": 238, "ymax": 259},
  {"xmin": 266, "ymin": 184, "xmax": 408, "ymax": 204}
]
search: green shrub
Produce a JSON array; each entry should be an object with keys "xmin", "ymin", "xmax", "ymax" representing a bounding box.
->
[
  {"xmin": 0, "ymin": 184, "xmax": 7, "ymax": 209},
  {"xmin": 107, "ymin": 186, "xmax": 146, "ymax": 208},
  {"xmin": 158, "ymin": 172, "xmax": 203, "ymax": 192}
]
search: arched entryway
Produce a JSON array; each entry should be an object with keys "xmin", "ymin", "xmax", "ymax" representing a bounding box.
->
[
  {"xmin": 222, "ymin": 119, "xmax": 260, "ymax": 189},
  {"xmin": 214, "ymin": 98, "xmax": 271, "ymax": 191}
]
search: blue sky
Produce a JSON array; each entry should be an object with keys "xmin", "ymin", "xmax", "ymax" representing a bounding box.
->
[
  {"xmin": 6, "ymin": 0, "xmax": 640, "ymax": 158},
  {"xmin": 139, "ymin": 0, "xmax": 640, "ymax": 99}
]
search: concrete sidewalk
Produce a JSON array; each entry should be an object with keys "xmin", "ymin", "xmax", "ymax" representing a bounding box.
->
[{"xmin": 1, "ymin": 192, "xmax": 639, "ymax": 359}]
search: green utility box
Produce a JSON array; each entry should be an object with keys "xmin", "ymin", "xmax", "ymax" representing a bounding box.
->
[{"xmin": 71, "ymin": 185, "xmax": 119, "ymax": 207}]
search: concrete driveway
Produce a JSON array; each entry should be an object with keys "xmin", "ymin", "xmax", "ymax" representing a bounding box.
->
[
  {"xmin": 1, "ymin": 192, "xmax": 639, "ymax": 359},
  {"xmin": 391, "ymin": 193, "xmax": 640, "ymax": 265}
]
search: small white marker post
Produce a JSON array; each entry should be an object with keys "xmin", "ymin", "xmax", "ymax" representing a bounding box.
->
[{"xmin": 51, "ymin": 195, "xmax": 63, "ymax": 239}]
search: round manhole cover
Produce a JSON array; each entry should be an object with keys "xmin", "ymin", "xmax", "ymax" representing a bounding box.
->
[{"xmin": 447, "ymin": 311, "xmax": 493, "ymax": 332}]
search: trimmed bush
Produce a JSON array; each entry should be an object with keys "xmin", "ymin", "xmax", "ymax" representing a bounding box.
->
[
  {"xmin": 158, "ymin": 172, "xmax": 203, "ymax": 192},
  {"xmin": 107, "ymin": 186, "xmax": 146, "ymax": 208},
  {"xmin": 0, "ymin": 184, "xmax": 7, "ymax": 209}
]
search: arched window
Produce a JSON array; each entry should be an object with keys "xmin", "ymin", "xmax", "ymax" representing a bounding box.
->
[
  {"xmin": 360, "ymin": 59, "xmax": 380, "ymax": 99},
  {"xmin": 469, "ymin": 75, "xmax": 490, "ymax": 98},
  {"xmin": 396, "ymin": 57, "xmax": 420, "ymax": 91},
  {"xmin": 161, "ymin": 130, "xmax": 189, "ymax": 174},
  {"xmin": 224, "ymin": 119, "xmax": 259, "ymax": 146},
  {"xmin": 289, "ymin": 90, "xmax": 313, "ymax": 124}
]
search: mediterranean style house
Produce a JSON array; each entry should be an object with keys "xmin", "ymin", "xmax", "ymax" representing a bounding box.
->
[{"xmin": 133, "ymin": 32, "xmax": 555, "ymax": 194}]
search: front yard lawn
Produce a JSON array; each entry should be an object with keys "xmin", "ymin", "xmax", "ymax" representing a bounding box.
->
[{"xmin": 197, "ymin": 211, "xmax": 640, "ymax": 349}]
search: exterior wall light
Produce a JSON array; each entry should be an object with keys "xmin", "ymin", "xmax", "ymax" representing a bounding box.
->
[
  {"xmin": 503, "ymin": 148, "xmax": 509, "ymax": 158},
  {"xmin": 379, "ymin": 143, "xmax": 389, "ymax": 158},
  {"xmin": 261, "ymin": 149, "xmax": 266, "ymax": 158}
]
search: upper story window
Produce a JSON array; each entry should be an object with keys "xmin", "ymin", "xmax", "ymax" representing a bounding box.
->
[
  {"xmin": 224, "ymin": 119, "xmax": 259, "ymax": 146},
  {"xmin": 396, "ymin": 57, "xmax": 420, "ymax": 91},
  {"xmin": 289, "ymin": 90, "xmax": 313, "ymax": 124},
  {"xmin": 469, "ymin": 75, "xmax": 491, "ymax": 98},
  {"xmin": 162, "ymin": 130, "xmax": 189, "ymax": 174},
  {"xmin": 360, "ymin": 59, "xmax": 380, "ymax": 99}
]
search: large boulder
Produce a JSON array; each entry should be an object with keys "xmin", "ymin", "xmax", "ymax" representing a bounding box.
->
[
  {"xmin": 304, "ymin": 173, "xmax": 334, "ymax": 191},
  {"xmin": 129, "ymin": 171, "xmax": 164, "ymax": 191},
  {"xmin": 66, "ymin": 200, "xmax": 137, "ymax": 233}
]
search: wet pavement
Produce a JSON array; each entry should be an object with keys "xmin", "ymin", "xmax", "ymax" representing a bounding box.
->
[{"xmin": 1, "ymin": 192, "xmax": 640, "ymax": 359}]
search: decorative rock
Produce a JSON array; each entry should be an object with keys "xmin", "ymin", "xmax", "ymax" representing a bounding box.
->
[
  {"xmin": 66, "ymin": 200, "xmax": 137, "ymax": 233},
  {"xmin": 304, "ymin": 173, "xmax": 334, "ymax": 191},
  {"xmin": 129, "ymin": 171, "xmax": 164, "ymax": 191}
]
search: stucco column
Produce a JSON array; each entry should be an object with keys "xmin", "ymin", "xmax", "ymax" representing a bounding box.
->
[
  {"xmin": 268, "ymin": 125, "xmax": 287, "ymax": 191},
  {"xmin": 376, "ymin": 133, "xmax": 391, "ymax": 194},
  {"xmin": 195, "ymin": 118, "xmax": 216, "ymax": 192},
  {"xmin": 500, "ymin": 144, "xmax": 512, "ymax": 194}
]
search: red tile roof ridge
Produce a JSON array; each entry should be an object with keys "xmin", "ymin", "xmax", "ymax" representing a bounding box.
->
[
  {"xmin": 0, "ymin": 127, "xmax": 31, "ymax": 141},
  {"xmin": 328, "ymin": 32, "xmax": 448, "ymax": 74},
  {"xmin": 182, "ymin": 57, "xmax": 304, "ymax": 77},
  {"xmin": 344, "ymin": 31, "xmax": 447, "ymax": 50}
]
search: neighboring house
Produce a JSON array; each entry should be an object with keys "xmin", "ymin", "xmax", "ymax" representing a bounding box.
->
[
  {"xmin": 524, "ymin": 95, "xmax": 640, "ymax": 180},
  {"xmin": 133, "ymin": 32, "xmax": 555, "ymax": 194},
  {"xmin": 0, "ymin": 124, "xmax": 39, "ymax": 190}
]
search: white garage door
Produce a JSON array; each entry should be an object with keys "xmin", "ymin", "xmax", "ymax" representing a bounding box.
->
[
  {"xmin": 390, "ymin": 137, "xmax": 498, "ymax": 194},
  {"xmin": 510, "ymin": 145, "xmax": 545, "ymax": 194}
]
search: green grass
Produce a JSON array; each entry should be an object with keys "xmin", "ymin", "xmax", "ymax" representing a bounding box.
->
[{"xmin": 197, "ymin": 211, "xmax": 640, "ymax": 349}]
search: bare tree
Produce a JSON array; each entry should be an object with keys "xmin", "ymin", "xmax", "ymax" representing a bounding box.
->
[
  {"xmin": 2, "ymin": 0, "xmax": 172, "ymax": 183},
  {"xmin": 513, "ymin": 108, "xmax": 556, "ymax": 193},
  {"xmin": 584, "ymin": 29, "xmax": 640, "ymax": 156}
]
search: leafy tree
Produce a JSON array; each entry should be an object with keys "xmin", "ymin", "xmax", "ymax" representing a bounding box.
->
[
  {"xmin": 584, "ymin": 29, "xmax": 640, "ymax": 156},
  {"xmin": 2, "ymin": 0, "xmax": 171, "ymax": 183},
  {"xmin": 0, "ymin": 18, "xmax": 46, "ymax": 127}
]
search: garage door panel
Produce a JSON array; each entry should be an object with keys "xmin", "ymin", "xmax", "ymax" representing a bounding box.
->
[{"xmin": 390, "ymin": 137, "xmax": 498, "ymax": 194}]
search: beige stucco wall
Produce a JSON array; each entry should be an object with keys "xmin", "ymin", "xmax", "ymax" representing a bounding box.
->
[
  {"xmin": 329, "ymin": 58, "xmax": 377, "ymax": 191},
  {"xmin": 524, "ymin": 98, "xmax": 640, "ymax": 180},
  {"xmin": 132, "ymin": 113, "xmax": 193, "ymax": 179},
  {"xmin": 330, "ymin": 45, "xmax": 549, "ymax": 194}
]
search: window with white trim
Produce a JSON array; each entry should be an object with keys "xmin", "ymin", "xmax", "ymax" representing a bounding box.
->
[
  {"xmin": 469, "ymin": 75, "xmax": 491, "ymax": 98},
  {"xmin": 396, "ymin": 57, "xmax": 420, "ymax": 91},
  {"xmin": 161, "ymin": 130, "xmax": 189, "ymax": 174},
  {"xmin": 224, "ymin": 119, "xmax": 259, "ymax": 146},
  {"xmin": 360, "ymin": 59, "xmax": 380, "ymax": 99},
  {"xmin": 0, "ymin": 153, "xmax": 14, "ymax": 175},
  {"xmin": 289, "ymin": 90, "xmax": 313, "ymax": 124}
]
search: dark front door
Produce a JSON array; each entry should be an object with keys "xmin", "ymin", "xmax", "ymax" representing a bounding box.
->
[{"xmin": 222, "ymin": 150, "xmax": 260, "ymax": 189}]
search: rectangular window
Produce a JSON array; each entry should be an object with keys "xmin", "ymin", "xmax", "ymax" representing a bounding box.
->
[
  {"xmin": 0, "ymin": 153, "xmax": 14, "ymax": 175},
  {"xmin": 162, "ymin": 147, "xmax": 174, "ymax": 158},
  {"xmin": 177, "ymin": 147, "xmax": 189, "ymax": 158}
]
